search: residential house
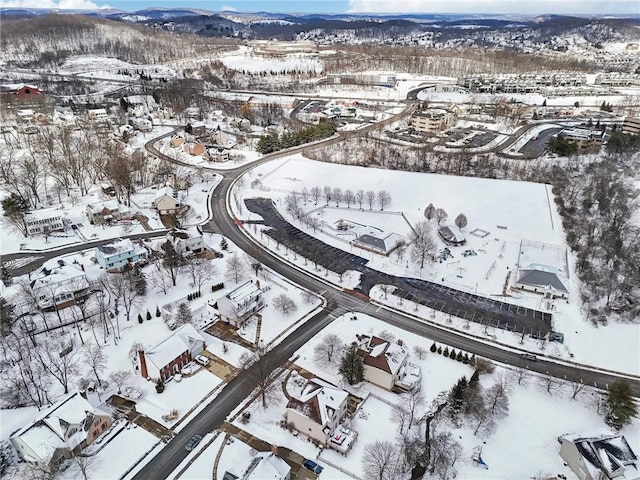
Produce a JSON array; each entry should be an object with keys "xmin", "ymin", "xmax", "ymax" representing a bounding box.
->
[
  {"xmin": 167, "ymin": 228, "xmax": 204, "ymax": 255},
  {"xmin": 138, "ymin": 323, "xmax": 206, "ymax": 381},
  {"xmin": 95, "ymin": 238, "xmax": 147, "ymax": 272},
  {"xmin": 213, "ymin": 280, "xmax": 264, "ymax": 327},
  {"xmin": 559, "ymin": 432, "xmax": 638, "ymax": 480},
  {"xmin": 121, "ymin": 95, "xmax": 157, "ymax": 116},
  {"xmin": 10, "ymin": 392, "xmax": 112, "ymax": 469},
  {"xmin": 153, "ymin": 187, "xmax": 180, "ymax": 215},
  {"xmin": 128, "ymin": 117, "xmax": 152, "ymax": 132},
  {"xmin": 515, "ymin": 269, "xmax": 569, "ymax": 299},
  {"xmin": 30, "ymin": 261, "xmax": 89, "ymax": 311},
  {"xmin": 16, "ymin": 109, "xmax": 36, "ymax": 123},
  {"xmin": 410, "ymin": 108, "xmax": 455, "ymax": 133},
  {"xmin": 187, "ymin": 121, "xmax": 206, "ymax": 136},
  {"xmin": 87, "ymin": 108, "xmax": 109, "ymax": 122},
  {"xmin": 286, "ymin": 378, "xmax": 356, "ymax": 453},
  {"xmin": 356, "ymin": 335, "xmax": 420, "ymax": 391},
  {"xmin": 86, "ymin": 200, "xmax": 130, "ymax": 225},
  {"xmin": 242, "ymin": 452, "xmax": 291, "ymax": 480},
  {"xmin": 170, "ymin": 136, "xmax": 186, "ymax": 148},
  {"xmin": 53, "ymin": 106, "xmax": 76, "ymax": 126},
  {"xmin": 183, "ymin": 142, "xmax": 206, "ymax": 156},
  {"xmin": 23, "ymin": 208, "xmax": 66, "ymax": 236}
]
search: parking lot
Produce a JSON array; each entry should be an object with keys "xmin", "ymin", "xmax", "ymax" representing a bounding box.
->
[{"xmin": 245, "ymin": 197, "xmax": 553, "ymax": 337}]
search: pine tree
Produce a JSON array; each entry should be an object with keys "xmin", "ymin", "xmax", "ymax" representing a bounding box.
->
[
  {"xmin": 456, "ymin": 351, "xmax": 463, "ymax": 362},
  {"xmin": 146, "ymin": 311, "xmax": 152, "ymax": 321},
  {"xmin": 443, "ymin": 347, "xmax": 449, "ymax": 357},
  {"xmin": 137, "ymin": 313, "xmax": 143, "ymax": 324},
  {"xmin": 449, "ymin": 349, "xmax": 457, "ymax": 359},
  {"xmin": 448, "ymin": 376, "xmax": 468, "ymax": 418},
  {"xmin": 605, "ymin": 380, "xmax": 638, "ymax": 430},
  {"xmin": 437, "ymin": 346, "xmax": 443, "ymax": 355},
  {"xmin": 430, "ymin": 342, "xmax": 437, "ymax": 353},
  {"xmin": 339, "ymin": 345, "xmax": 364, "ymax": 385},
  {"xmin": 155, "ymin": 305, "xmax": 161, "ymax": 317},
  {"xmin": 469, "ymin": 370, "xmax": 480, "ymax": 389},
  {"xmin": 175, "ymin": 302, "xmax": 193, "ymax": 326}
]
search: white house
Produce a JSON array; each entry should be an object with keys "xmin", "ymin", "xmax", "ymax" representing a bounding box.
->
[
  {"xmin": 138, "ymin": 323, "xmax": 206, "ymax": 381},
  {"xmin": 23, "ymin": 208, "xmax": 66, "ymax": 236},
  {"xmin": 213, "ymin": 280, "xmax": 264, "ymax": 327},
  {"xmin": 86, "ymin": 200, "xmax": 130, "ymax": 225},
  {"xmin": 52, "ymin": 106, "xmax": 76, "ymax": 126},
  {"xmin": 153, "ymin": 187, "xmax": 180, "ymax": 215},
  {"xmin": 242, "ymin": 452, "xmax": 291, "ymax": 480},
  {"xmin": 95, "ymin": 238, "xmax": 147, "ymax": 272},
  {"xmin": 166, "ymin": 228, "xmax": 204, "ymax": 255},
  {"xmin": 286, "ymin": 378, "xmax": 356, "ymax": 453},
  {"xmin": 87, "ymin": 108, "xmax": 108, "ymax": 122},
  {"xmin": 559, "ymin": 432, "xmax": 638, "ymax": 480},
  {"xmin": 10, "ymin": 392, "xmax": 113, "ymax": 468},
  {"xmin": 356, "ymin": 335, "xmax": 419, "ymax": 391},
  {"xmin": 30, "ymin": 261, "xmax": 89, "ymax": 311}
]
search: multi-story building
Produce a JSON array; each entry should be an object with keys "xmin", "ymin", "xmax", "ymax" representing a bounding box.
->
[
  {"xmin": 23, "ymin": 208, "xmax": 66, "ymax": 236},
  {"xmin": 410, "ymin": 108, "xmax": 455, "ymax": 133},
  {"xmin": 558, "ymin": 128, "xmax": 605, "ymax": 151},
  {"xmin": 30, "ymin": 261, "xmax": 89, "ymax": 311},
  {"xmin": 213, "ymin": 280, "xmax": 264, "ymax": 327},
  {"xmin": 95, "ymin": 238, "xmax": 147, "ymax": 272},
  {"xmin": 86, "ymin": 200, "xmax": 130, "ymax": 225},
  {"xmin": 622, "ymin": 117, "xmax": 640, "ymax": 136}
]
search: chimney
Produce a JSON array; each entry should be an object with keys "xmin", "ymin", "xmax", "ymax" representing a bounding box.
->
[
  {"xmin": 138, "ymin": 350, "xmax": 148, "ymax": 378},
  {"xmin": 271, "ymin": 444, "xmax": 279, "ymax": 455}
]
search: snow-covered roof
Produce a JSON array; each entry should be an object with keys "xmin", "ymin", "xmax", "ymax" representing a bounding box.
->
[
  {"xmin": 86, "ymin": 199, "xmax": 127, "ymax": 214},
  {"xmin": 354, "ymin": 234, "xmax": 388, "ymax": 251},
  {"xmin": 123, "ymin": 95, "xmax": 157, "ymax": 106},
  {"xmin": 244, "ymin": 452, "xmax": 290, "ymax": 480},
  {"xmin": 15, "ymin": 425, "xmax": 65, "ymax": 463},
  {"xmin": 225, "ymin": 280, "xmax": 262, "ymax": 309},
  {"xmin": 155, "ymin": 186, "xmax": 177, "ymax": 202},
  {"xmin": 24, "ymin": 207, "xmax": 64, "ymax": 222},
  {"xmin": 97, "ymin": 238, "xmax": 144, "ymax": 259},
  {"xmin": 144, "ymin": 323, "xmax": 205, "ymax": 371},
  {"xmin": 516, "ymin": 269, "xmax": 569, "ymax": 293},
  {"xmin": 288, "ymin": 378, "xmax": 347, "ymax": 428},
  {"xmin": 358, "ymin": 335, "xmax": 409, "ymax": 376},
  {"xmin": 30, "ymin": 263, "xmax": 87, "ymax": 292},
  {"xmin": 438, "ymin": 225, "xmax": 465, "ymax": 243},
  {"xmin": 562, "ymin": 432, "xmax": 638, "ymax": 479}
]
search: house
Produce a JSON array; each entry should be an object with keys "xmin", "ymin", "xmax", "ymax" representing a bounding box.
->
[
  {"xmin": 286, "ymin": 378, "xmax": 356, "ymax": 453},
  {"xmin": 170, "ymin": 136, "xmax": 186, "ymax": 148},
  {"xmin": 559, "ymin": 432, "xmax": 638, "ymax": 480},
  {"xmin": 87, "ymin": 108, "xmax": 108, "ymax": 122},
  {"xmin": 53, "ymin": 106, "xmax": 76, "ymax": 126},
  {"xmin": 438, "ymin": 225, "xmax": 466, "ymax": 246},
  {"xmin": 153, "ymin": 187, "xmax": 180, "ymax": 215},
  {"xmin": 213, "ymin": 280, "xmax": 264, "ymax": 327},
  {"xmin": 121, "ymin": 95, "xmax": 157, "ymax": 116},
  {"xmin": 23, "ymin": 208, "xmax": 66, "ymax": 236},
  {"xmin": 128, "ymin": 117, "xmax": 152, "ymax": 132},
  {"xmin": 187, "ymin": 121, "xmax": 206, "ymax": 136},
  {"xmin": 138, "ymin": 323, "xmax": 206, "ymax": 381},
  {"xmin": 241, "ymin": 452, "xmax": 291, "ymax": 480},
  {"xmin": 10, "ymin": 392, "xmax": 112, "ymax": 469},
  {"xmin": 167, "ymin": 228, "xmax": 204, "ymax": 254},
  {"xmin": 30, "ymin": 261, "xmax": 89, "ymax": 311},
  {"xmin": 183, "ymin": 142, "xmax": 206, "ymax": 156},
  {"xmin": 86, "ymin": 200, "xmax": 130, "ymax": 225},
  {"xmin": 515, "ymin": 269, "xmax": 569, "ymax": 299},
  {"xmin": 95, "ymin": 238, "xmax": 147, "ymax": 272},
  {"xmin": 16, "ymin": 109, "xmax": 36, "ymax": 123},
  {"xmin": 356, "ymin": 335, "xmax": 418, "ymax": 391}
]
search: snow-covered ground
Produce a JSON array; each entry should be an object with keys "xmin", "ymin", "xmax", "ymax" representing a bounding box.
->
[
  {"xmin": 233, "ymin": 155, "xmax": 640, "ymax": 375},
  {"xmin": 231, "ymin": 312, "xmax": 640, "ymax": 480}
]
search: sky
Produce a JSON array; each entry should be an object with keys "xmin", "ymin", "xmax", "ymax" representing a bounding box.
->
[{"xmin": 1, "ymin": 0, "xmax": 639, "ymax": 15}]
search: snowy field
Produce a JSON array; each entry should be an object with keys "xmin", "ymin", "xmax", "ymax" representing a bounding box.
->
[
  {"xmin": 220, "ymin": 52, "xmax": 323, "ymax": 74},
  {"xmin": 233, "ymin": 155, "xmax": 640, "ymax": 375},
  {"xmin": 235, "ymin": 312, "xmax": 640, "ymax": 480}
]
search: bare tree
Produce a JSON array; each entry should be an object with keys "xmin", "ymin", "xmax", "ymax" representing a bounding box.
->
[
  {"xmin": 312, "ymin": 333, "xmax": 344, "ymax": 366},
  {"xmin": 109, "ymin": 370, "xmax": 132, "ymax": 394},
  {"xmin": 238, "ymin": 346, "xmax": 281, "ymax": 408},
  {"xmin": 485, "ymin": 378, "xmax": 510, "ymax": 418},
  {"xmin": 454, "ymin": 213, "xmax": 468, "ymax": 229},
  {"xmin": 355, "ymin": 189, "xmax": 365, "ymax": 209},
  {"xmin": 469, "ymin": 405, "xmax": 497, "ymax": 437},
  {"xmin": 310, "ymin": 186, "xmax": 322, "ymax": 205},
  {"xmin": 409, "ymin": 221, "xmax": 438, "ymax": 269},
  {"xmin": 567, "ymin": 379, "xmax": 589, "ymax": 400},
  {"xmin": 509, "ymin": 366, "xmax": 530, "ymax": 386},
  {"xmin": 344, "ymin": 189, "xmax": 355, "ymax": 208},
  {"xmin": 160, "ymin": 240, "xmax": 185, "ymax": 287},
  {"xmin": 66, "ymin": 452, "xmax": 101, "ymax": 480},
  {"xmin": 377, "ymin": 190, "xmax": 391, "ymax": 211},
  {"xmin": 149, "ymin": 263, "xmax": 172, "ymax": 295},
  {"xmin": 391, "ymin": 405, "xmax": 410, "ymax": 435},
  {"xmin": 323, "ymin": 186, "xmax": 332, "ymax": 206},
  {"xmin": 413, "ymin": 345, "xmax": 427, "ymax": 360},
  {"xmin": 83, "ymin": 343, "xmax": 107, "ymax": 388},
  {"xmin": 435, "ymin": 208, "xmax": 448, "ymax": 225},
  {"xmin": 225, "ymin": 253, "xmax": 247, "ymax": 284},
  {"xmin": 537, "ymin": 374, "xmax": 564, "ymax": 396},
  {"xmin": 271, "ymin": 294, "xmax": 297, "ymax": 315},
  {"xmin": 35, "ymin": 339, "xmax": 80, "ymax": 394},
  {"xmin": 365, "ymin": 190, "xmax": 376, "ymax": 210},
  {"xmin": 300, "ymin": 186, "xmax": 309, "ymax": 204},
  {"xmin": 332, "ymin": 187, "xmax": 343, "ymax": 207},
  {"xmin": 405, "ymin": 383, "xmax": 425, "ymax": 426},
  {"xmin": 106, "ymin": 271, "xmax": 144, "ymax": 322},
  {"xmin": 187, "ymin": 258, "xmax": 217, "ymax": 294},
  {"xmin": 362, "ymin": 440, "xmax": 399, "ymax": 480},
  {"xmin": 301, "ymin": 290, "xmax": 317, "ymax": 305}
]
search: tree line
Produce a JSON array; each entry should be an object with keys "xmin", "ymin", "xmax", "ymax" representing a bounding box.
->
[{"xmin": 256, "ymin": 120, "xmax": 337, "ymax": 154}]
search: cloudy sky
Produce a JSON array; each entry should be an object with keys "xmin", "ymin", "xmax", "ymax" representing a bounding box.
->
[{"xmin": 1, "ymin": 0, "xmax": 638, "ymax": 14}]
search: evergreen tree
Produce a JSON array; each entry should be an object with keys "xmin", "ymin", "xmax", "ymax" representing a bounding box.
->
[
  {"xmin": 605, "ymin": 380, "xmax": 638, "ymax": 430},
  {"xmin": 443, "ymin": 347, "xmax": 449, "ymax": 357},
  {"xmin": 339, "ymin": 345, "xmax": 364, "ymax": 385},
  {"xmin": 448, "ymin": 376, "xmax": 468, "ymax": 418},
  {"xmin": 437, "ymin": 346, "xmax": 443, "ymax": 355},
  {"xmin": 469, "ymin": 370, "xmax": 480, "ymax": 389},
  {"xmin": 161, "ymin": 240, "xmax": 185, "ymax": 287},
  {"xmin": 146, "ymin": 311, "xmax": 152, "ymax": 321},
  {"xmin": 430, "ymin": 342, "xmax": 437, "ymax": 353},
  {"xmin": 155, "ymin": 305, "xmax": 161, "ymax": 317},
  {"xmin": 175, "ymin": 302, "xmax": 193, "ymax": 326},
  {"xmin": 129, "ymin": 267, "xmax": 147, "ymax": 295},
  {"xmin": 456, "ymin": 351, "xmax": 464, "ymax": 362},
  {"xmin": 449, "ymin": 349, "xmax": 456, "ymax": 359},
  {"xmin": 137, "ymin": 313, "xmax": 143, "ymax": 324}
]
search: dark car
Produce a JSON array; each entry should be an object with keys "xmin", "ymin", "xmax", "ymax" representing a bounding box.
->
[
  {"xmin": 519, "ymin": 353, "xmax": 538, "ymax": 362},
  {"xmin": 185, "ymin": 434, "xmax": 203, "ymax": 451},
  {"xmin": 303, "ymin": 459, "xmax": 323, "ymax": 474}
]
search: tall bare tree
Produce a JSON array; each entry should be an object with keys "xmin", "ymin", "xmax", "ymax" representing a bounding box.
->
[
  {"xmin": 377, "ymin": 190, "xmax": 391, "ymax": 211},
  {"xmin": 409, "ymin": 221, "xmax": 438, "ymax": 269},
  {"xmin": 238, "ymin": 346, "xmax": 281, "ymax": 409},
  {"xmin": 362, "ymin": 440, "xmax": 399, "ymax": 480},
  {"xmin": 312, "ymin": 333, "xmax": 344, "ymax": 366},
  {"xmin": 225, "ymin": 253, "xmax": 247, "ymax": 284}
]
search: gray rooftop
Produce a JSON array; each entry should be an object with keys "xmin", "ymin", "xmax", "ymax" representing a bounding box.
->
[{"xmin": 517, "ymin": 270, "xmax": 568, "ymax": 293}]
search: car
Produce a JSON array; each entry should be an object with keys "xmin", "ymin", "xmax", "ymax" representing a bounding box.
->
[
  {"xmin": 185, "ymin": 435, "xmax": 202, "ymax": 451},
  {"xmin": 519, "ymin": 353, "xmax": 538, "ymax": 361},
  {"xmin": 302, "ymin": 459, "xmax": 323, "ymax": 474},
  {"xmin": 195, "ymin": 355, "xmax": 209, "ymax": 367}
]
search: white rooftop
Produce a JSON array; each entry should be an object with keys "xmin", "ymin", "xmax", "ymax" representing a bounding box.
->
[
  {"xmin": 144, "ymin": 323, "xmax": 205, "ymax": 371},
  {"xmin": 24, "ymin": 207, "xmax": 64, "ymax": 222}
]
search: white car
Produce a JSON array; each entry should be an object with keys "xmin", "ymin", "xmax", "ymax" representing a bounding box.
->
[{"xmin": 195, "ymin": 355, "xmax": 209, "ymax": 367}]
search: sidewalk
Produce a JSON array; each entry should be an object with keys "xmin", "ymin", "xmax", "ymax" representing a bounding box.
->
[{"xmin": 108, "ymin": 394, "xmax": 173, "ymax": 442}]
